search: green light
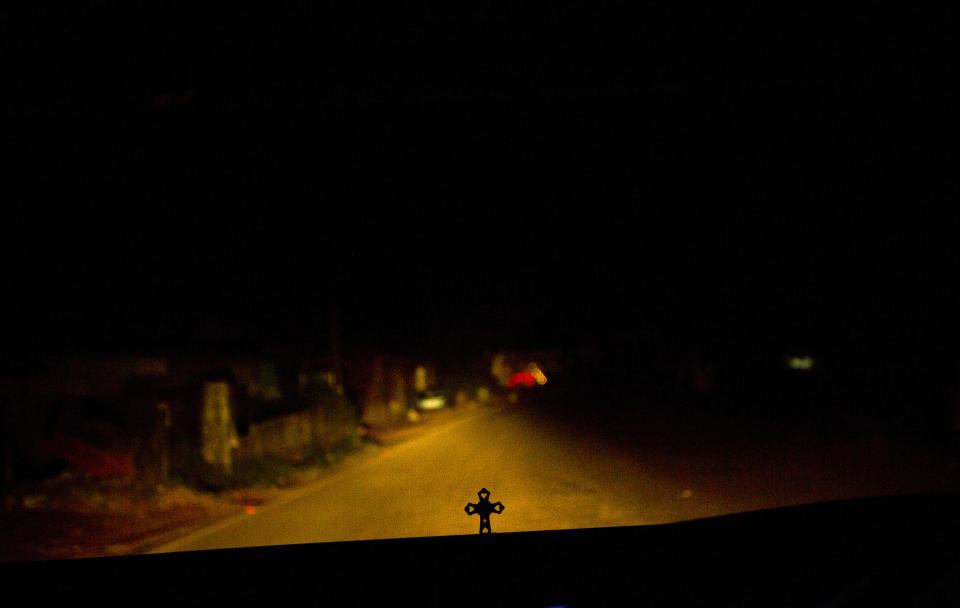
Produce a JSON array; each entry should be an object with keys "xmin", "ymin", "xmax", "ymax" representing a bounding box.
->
[{"xmin": 788, "ymin": 356, "xmax": 815, "ymax": 371}]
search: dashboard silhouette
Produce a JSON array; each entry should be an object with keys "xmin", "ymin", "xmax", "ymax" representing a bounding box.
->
[{"xmin": 3, "ymin": 494, "xmax": 958, "ymax": 607}]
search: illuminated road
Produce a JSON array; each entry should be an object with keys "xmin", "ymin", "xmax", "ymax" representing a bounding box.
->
[{"xmin": 150, "ymin": 401, "xmax": 959, "ymax": 553}]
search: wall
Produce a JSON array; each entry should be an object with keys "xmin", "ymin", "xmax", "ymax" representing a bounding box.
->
[
  {"xmin": 235, "ymin": 370, "xmax": 356, "ymax": 462},
  {"xmin": 239, "ymin": 408, "xmax": 342, "ymax": 461},
  {"xmin": 2, "ymin": 351, "xmax": 351, "ymax": 488}
]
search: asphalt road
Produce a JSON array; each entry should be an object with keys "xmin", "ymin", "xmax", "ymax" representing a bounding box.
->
[{"xmin": 149, "ymin": 399, "xmax": 960, "ymax": 553}]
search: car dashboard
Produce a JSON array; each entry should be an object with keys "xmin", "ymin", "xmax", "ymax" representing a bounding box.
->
[{"xmin": 2, "ymin": 494, "xmax": 958, "ymax": 607}]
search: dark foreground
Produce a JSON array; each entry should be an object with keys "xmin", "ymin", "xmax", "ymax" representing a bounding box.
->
[{"xmin": 3, "ymin": 494, "xmax": 959, "ymax": 607}]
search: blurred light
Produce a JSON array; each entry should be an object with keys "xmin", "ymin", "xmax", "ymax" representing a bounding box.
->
[
  {"xmin": 525, "ymin": 363, "xmax": 548, "ymax": 385},
  {"xmin": 245, "ymin": 505, "xmax": 256, "ymax": 514},
  {"xmin": 507, "ymin": 371, "xmax": 536, "ymax": 388},
  {"xmin": 681, "ymin": 490, "xmax": 693, "ymax": 499},
  {"xmin": 419, "ymin": 395, "xmax": 446, "ymax": 410},
  {"xmin": 787, "ymin": 355, "xmax": 815, "ymax": 371}
]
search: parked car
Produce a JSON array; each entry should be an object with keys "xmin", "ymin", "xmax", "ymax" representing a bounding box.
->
[{"xmin": 416, "ymin": 389, "xmax": 448, "ymax": 411}]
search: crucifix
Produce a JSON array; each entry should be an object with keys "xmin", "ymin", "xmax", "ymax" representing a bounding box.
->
[{"xmin": 464, "ymin": 488, "xmax": 504, "ymax": 534}]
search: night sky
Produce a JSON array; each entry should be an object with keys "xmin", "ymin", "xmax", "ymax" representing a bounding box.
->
[{"xmin": 6, "ymin": 6, "xmax": 957, "ymax": 364}]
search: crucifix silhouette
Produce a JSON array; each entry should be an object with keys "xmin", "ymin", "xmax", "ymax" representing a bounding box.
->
[{"xmin": 464, "ymin": 488, "xmax": 504, "ymax": 534}]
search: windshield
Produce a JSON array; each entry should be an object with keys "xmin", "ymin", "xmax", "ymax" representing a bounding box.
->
[{"xmin": 3, "ymin": 6, "xmax": 957, "ymax": 561}]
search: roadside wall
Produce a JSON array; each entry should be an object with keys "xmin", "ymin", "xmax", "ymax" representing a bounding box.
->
[
  {"xmin": 238, "ymin": 378, "xmax": 357, "ymax": 463},
  {"xmin": 1, "ymin": 352, "xmax": 360, "ymax": 490},
  {"xmin": 239, "ymin": 408, "xmax": 350, "ymax": 462}
]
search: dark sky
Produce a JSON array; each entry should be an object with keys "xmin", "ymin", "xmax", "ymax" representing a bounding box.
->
[{"xmin": 6, "ymin": 6, "xmax": 957, "ymax": 361}]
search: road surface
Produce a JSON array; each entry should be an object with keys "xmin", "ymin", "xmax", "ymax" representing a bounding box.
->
[{"xmin": 150, "ymin": 399, "xmax": 959, "ymax": 553}]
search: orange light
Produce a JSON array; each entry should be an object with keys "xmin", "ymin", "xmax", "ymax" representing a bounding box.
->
[{"xmin": 244, "ymin": 505, "xmax": 257, "ymax": 514}]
